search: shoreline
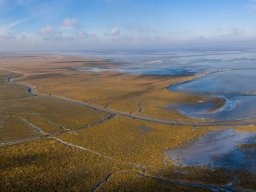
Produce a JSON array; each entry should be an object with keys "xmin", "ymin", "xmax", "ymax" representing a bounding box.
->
[{"xmin": 2, "ymin": 64, "xmax": 256, "ymax": 127}]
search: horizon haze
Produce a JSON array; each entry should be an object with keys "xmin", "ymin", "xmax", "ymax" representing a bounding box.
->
[{"xmin": 1, "ymin": 0, "xmax": 256, "ymax": 51}]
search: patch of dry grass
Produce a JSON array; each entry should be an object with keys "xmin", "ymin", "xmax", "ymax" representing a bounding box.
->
[
  {"xmin": 59, "ymin": 116, "xmax": 210, "ymax": 173},
  {"xmin": 0, "ymin": 116, "xmax": 40, "ymax": 142},
  {"xmin": 0, "ymin": 139, "xmax": 128, "ymax": 192}
]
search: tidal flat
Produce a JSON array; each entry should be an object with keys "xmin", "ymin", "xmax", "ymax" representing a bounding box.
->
[{"xmin": 1, "ymin": 53, "xmax": 256, "ymax": 191}]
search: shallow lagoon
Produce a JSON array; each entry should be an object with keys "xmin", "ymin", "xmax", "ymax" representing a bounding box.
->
[
  {"xmin": 170, "ymin": 69, "xmax": 256, "ymax": 94},
  {"xmin": 168, "ymin": 69, "xmax": 256, "ymax": 121},
  {"xmin": 70, "ymin": 50, "xmax": 256, "ymax": 74},
  {"xmin": 165, "ymin": 129, "xmax": 256, "ymax": 172}
]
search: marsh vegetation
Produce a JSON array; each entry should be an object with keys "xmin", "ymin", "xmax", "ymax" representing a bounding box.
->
[{"xmin": 1, "ymin": 55, "xmax": 256, "ymax": 191}]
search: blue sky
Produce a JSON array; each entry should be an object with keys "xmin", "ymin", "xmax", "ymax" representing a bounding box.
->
[{"xmin": 1, "ymin": 0, "xmax": 256, "ymax": 51}]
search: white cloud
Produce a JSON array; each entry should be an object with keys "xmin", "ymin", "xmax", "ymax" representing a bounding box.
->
[
  {"xmin": 63, "ymin": 18, "xmax": 78, "ymax": 27},
  {"xmin": 38, "ymin": 25, "xmax": 65, "ymax": 41},
  {"xmin": 37, "ymin": 24, "xmax": 89, "ymax": 42},
  {"xmin": 76, "ymin": 31, "xmax": 87, "ymax": 39},
  {"xmin": 106, "ymin": 26, "xmax": 120, "ymax": 36},
  {"xmin": 39, "ymin": 25, "xmax": 53, "ymax": 35},
  {"xmin": 0, "ymin": 19, "xmax": 28, "ymax": 36}
]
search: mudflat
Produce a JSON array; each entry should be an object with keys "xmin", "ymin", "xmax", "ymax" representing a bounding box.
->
[{"xmin": 1, "ymin": 55, "xmax": 256, "ymax": 192}]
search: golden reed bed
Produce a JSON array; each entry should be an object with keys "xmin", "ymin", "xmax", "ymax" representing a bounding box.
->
[{"xmin": 0, "ymin": 55, "xmax": 255, "ymax": 191}]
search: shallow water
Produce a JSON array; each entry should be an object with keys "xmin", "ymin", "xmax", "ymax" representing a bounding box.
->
[
  {"xmin": 67, "ymin": 50, "xmax": 256, "ymax": 75},
  {"xmin": 165, "ymin": 129, "xmax": 256, "ymax": 172},
  {"xmin": 167, "ymin": 95, "xmax": 256, "ymax": 121},
  {"xmin": 168, "ymin": 69, "xmax": 256, "ymax": 121},
  {"xmin": 170, "ymin": 69, "xmax": 256, "ymax": 94}
]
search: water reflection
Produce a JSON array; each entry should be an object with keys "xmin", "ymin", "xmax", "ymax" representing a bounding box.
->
[{"xmin": 165, "ymin": 129, "xmax": 256, "ymax": 172}]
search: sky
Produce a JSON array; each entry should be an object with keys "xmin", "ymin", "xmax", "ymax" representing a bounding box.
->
[{"xmin": 1, "ymin": 0, "xmax": 256, "ymax": 51}]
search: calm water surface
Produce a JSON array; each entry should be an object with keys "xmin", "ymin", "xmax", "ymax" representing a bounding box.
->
[{"xmin": 165, "ymin": 129, "xmax": 256, "ymax": 172}]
